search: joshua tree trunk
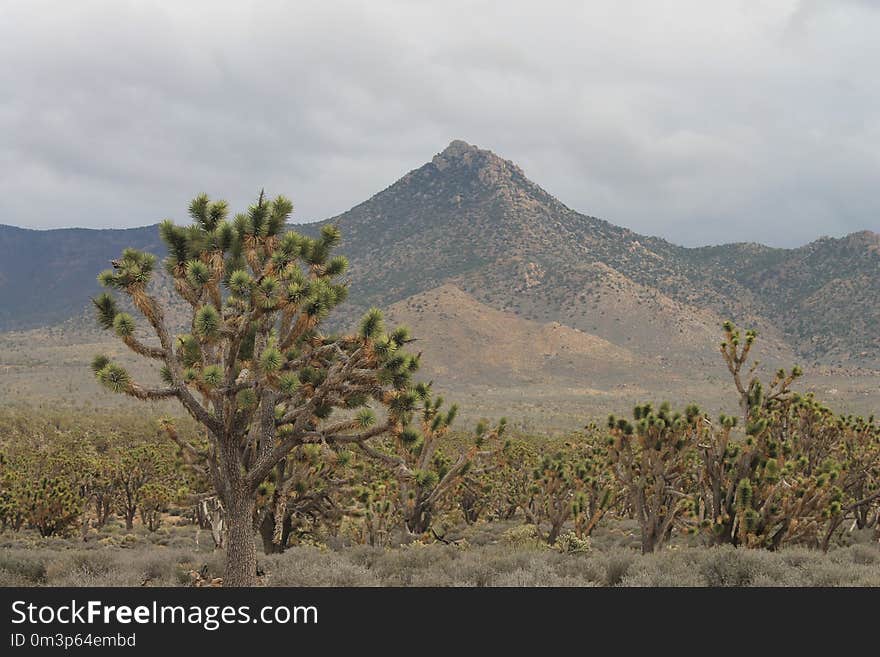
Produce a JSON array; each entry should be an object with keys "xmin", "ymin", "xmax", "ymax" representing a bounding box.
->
[
  {"xmin": 124, "ymin": 509, "xmax": 135, "ymax": 531},
  {"xmin": 640, "ymin": 527, "xmax": 656, "ymax": 554},
  {"xmin": 98, "ymin": 498, "xmax": 112, "ymax": 527},
  {"xmin": 405, "ymin": 503, "xmax": 433, "ymax": 536},
  {"xmin": 259, "ymin": 511, "xmax": 292, "ymax": 555},
  {"xmin": 820, "ymin": 515, "xmax": 844, "ymax": 553},
  {"xmin": 196, "ymin": 497, "xmax": 227, "ymax": 548},
  {"xmin": 636, "ymin": 496, "xmax": 678, "ymax": 554},
  {"xmin": 459, "ymin": 485, "xmax": 481, "ymax": 525},
  {"xmin": 80, "ymin": 510, "xmax": 90, "ymax": 540},
  {"xmin": 224, "ymin": 491, "xmax": 257, "ymax": 587}
]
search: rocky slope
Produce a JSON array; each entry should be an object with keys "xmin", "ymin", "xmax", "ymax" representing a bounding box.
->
[{"xmin": 1, "ymin": 140, "xmax": 877, "ymax": 383}]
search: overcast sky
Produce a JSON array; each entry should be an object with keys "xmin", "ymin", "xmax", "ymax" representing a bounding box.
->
[{"xmin": 1, "ymin": 1, "xmax": 879, "ymax": 246}]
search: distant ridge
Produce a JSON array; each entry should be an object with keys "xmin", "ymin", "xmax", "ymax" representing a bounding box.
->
[{"xmin": 2, "ymin": 140, "xmax": 879, "ymax": 372}]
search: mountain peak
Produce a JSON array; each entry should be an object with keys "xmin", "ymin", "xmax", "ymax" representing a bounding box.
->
[
  {"xmin": 440, "ymin": 139, "xmax": 479, "ymax": 157},
  {"xmin": 430, "ymin": 139, "xmax": 517, "ymax": 174},
  {"xmin": 809, "ymin": 230, "xmax": 880, "ymax": 252},
  {"xmin": 431, "ymin": 139, "xmax": 525, "ymax": 183},
  {"xmin": 432, "ymin": 139, "xmax": 483, "ymax": 169},
  {"xmin": 847, "ymin": 229, "xmax": 880, "ymax": 245}
]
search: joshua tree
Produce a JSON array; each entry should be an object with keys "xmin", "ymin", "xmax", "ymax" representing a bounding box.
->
[
  {"xmin": 255, "ymin": 443, "xmax": 354, "ymax": 554},
  {"xmin": 483, "ymin": 439, "xmax": 536, "ymax": 521},
  {"xmin": 520, "ymin": 437, "xmax": 614, "ymax": 544},
  {"xmin": 0, "ymin": 442, "xmax": 86, "ymax": 537},
  {"xmin": 91, "ymin": 192, "xmax": 428, "ymax": 585},
  {"xmin": 694, "ymin": 407, "xmax": 846, "ymax": 549},
  {"xmin": 569, "ymin": 437, "xmax": 616, "ymax": 539},
  {"xmin": 138, "ymin": 481, "xmax": 177, "ymax": 532},
  {"xmin": 24, "ymin": 476, "xmax": 82, "ymax": 538},
  {"xmin": 113, "ymin": 443, "xmax": 177, "ymax": 531},
  {"xmin": 838, "ymin": 415, "xmax": 880, "ymax": 532},
  {"xmin": 350, "ymin": 479, "xmax": 397, "ymax": 547},
  {"xmin": 719, "ymin": 320, "xmax": 802, "ymax": 422},
  {"xmin": 81, "ymin": 454, "xmax": 117, "ymax": 530},
  {"xmin": 363, "ymin": 393, "xmax": 506, "ymax": 536},
  {"xmin": 606, "ymin": 402, "xmax": 701, "ymax": 553},
  {"xmin": 697, "ymin": 322, "xmax": 866, "ymax": 550}
]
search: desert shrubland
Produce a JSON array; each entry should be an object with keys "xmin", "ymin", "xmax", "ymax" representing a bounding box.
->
[{"xmin": 0, "ymin": 196, "xmax": 877, "ymax": 587}]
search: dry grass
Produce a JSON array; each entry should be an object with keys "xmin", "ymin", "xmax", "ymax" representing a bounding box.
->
[
  {"xmin": 1, "ymin": 520, "xmax": 877, "ymax": 587},
  {"xmin": 4, "ymin": 325, "xmax": 879, "ymax": 431}
]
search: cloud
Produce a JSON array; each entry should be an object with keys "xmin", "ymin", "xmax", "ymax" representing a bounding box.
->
[{"xmin": 1, "ymin": 0, "xmax": 878, "ymax": 246}]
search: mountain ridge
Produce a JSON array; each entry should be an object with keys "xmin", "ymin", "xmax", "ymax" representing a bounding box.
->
[{"xmin": 1, "ymin": 140, "xmax": 878, "ymax": 371}]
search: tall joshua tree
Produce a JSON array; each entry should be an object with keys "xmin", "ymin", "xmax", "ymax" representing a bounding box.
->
[
  {"xmin": 719, "ymin": 321, "xmax": 802, "ymax": 422},
  {"xmin": 364, "ymin": 394, "xmax": 506, "ymax": 535},
  {"xmin": 91, "ymin": 192, "xmax": 426, "ymax": 585},
  {"xmin": 606, "ymin": 402, "xmax": 701, "ymax": 553}
]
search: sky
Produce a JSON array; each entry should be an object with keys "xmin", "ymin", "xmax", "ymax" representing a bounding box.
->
[{"xmin": 1, "ymin": 0, "xmax": 879, "ymax": 247}]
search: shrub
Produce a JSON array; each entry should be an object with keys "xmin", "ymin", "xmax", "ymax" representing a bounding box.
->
[
  {"xmin": 501, "ymin": 523, "xmax": 542, "ymax": 548},
  {"xmin": 554, "ymin": 531, "xmax": 591, "ymax": 554}
]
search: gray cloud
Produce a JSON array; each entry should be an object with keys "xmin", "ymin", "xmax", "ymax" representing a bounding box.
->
[{"xmin": 1, "ymin": 0, "xmax": 878, "ymax": 246}]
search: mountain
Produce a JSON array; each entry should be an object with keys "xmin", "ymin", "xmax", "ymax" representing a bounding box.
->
[
  {"xmin": 1, "ymin": 140, "xmax": 878, "ymax": 386},
  {"xmin": 0, "ymin": 224, "xmax": 163, "ymax": 330},
  {"xmin": 317, "ymin": 140, "xmax": 878, "ymax": 368},
  {"xmin": 385, "ymin": 283, "xmax": 641, "ymax": 385}
]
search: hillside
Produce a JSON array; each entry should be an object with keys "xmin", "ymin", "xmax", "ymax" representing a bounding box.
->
[
  {"xmin": 317, "ymin": 140, "xmax": 876, "ymax": 367},
  {"xmin": 385, "ymin": 283, "xmax": 641, "ymax": 385},
  {"xmin": 1, "ymin": 140, "xmax": 878, "ymax": 416},
  {"xmin": 0, "ymin": 224, "xmax": 162, "ymax": 330}
]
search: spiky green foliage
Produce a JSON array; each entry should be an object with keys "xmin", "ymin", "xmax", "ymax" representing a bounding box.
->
[
  {"xmin": 112, "ymin": 443, "xmax": 183, "ymax": 531},
  {"xmin": 97, "ymin": 249, "xmax": 156, "ymax": 290},
  {"xmin": 201, "ymin": 364, "xmax": 223, "ymax": 388},
  {"xmin": 520, "ymin": 432, "xmax": 616, "ymax": 544},
  {"xmin": 690, "ymin": 323, "xmax": 879, "ymax": 550},
  {"xmin": 92, "ymin": 293, "xmax": 118, "ymax": 330},
  {"xmin": 607, "ymin": 402, "xmax": 702, "ymax": 553},
  {"xmin": 259, "ymin": 346, "xmax": 282, "ymax": 373},
  {"xmin": 278, "ymin": 372, "xmax": 300, "ymax": 394},
  {"xmin": 360, "ymin": 387, "xmax": 507, "ymax": 535},
  {"xmin": 356, "ymin": 408, "xmax": 377, "ymax": 429},
  {"xmin": 112, "ymin": 312, "xmax": 136, "ymax": 337},
  {"xmin": 193, "ymin": 304, "xmax": 221, "ymax": 339},
  {"xmin": 90, "ymin": 354, "xmax": 111, "ymax": 375},
  {"xmin": 359, "ymin": 308, "xmax": 384, "ymax": 340},
  {"xmin": 185, "ymin": 260, "xmax": 211, "ymax": 288},
  {"xmin": 97, "ymin": 363, "xmax": 131, "ymax": 394},
  {"xmin": 90, "ymin": 191, "xmax": 439, "ymax": 585},
  {"xmin": 228, "ymin": 269, "xmax": 253, "ymax": 296}
]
